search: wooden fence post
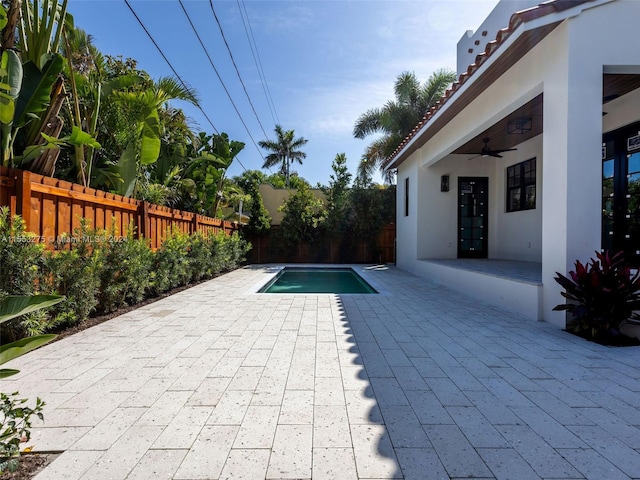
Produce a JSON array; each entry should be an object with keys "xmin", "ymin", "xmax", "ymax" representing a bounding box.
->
[
  {"xmin": 16, "ymin": 170, "xmax": 32, "ymax": 232},
  {"xmin": 192, "ymin": 213, "xmax": 198, "ymax": 236},
  {"xmin": 138, "ymin": 201, "xmax": 149, "ymax": 242}
]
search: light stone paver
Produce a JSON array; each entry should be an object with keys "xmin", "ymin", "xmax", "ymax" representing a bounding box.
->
[
  {"xmin": 4, "ymin": 264, "xmax": 640, "ymax": 479},
  {"xmin": 219, "ymin": 449, "xmax": 271, "ymax": 479},
  {"xmin": 266, "ymin": 424, "xmax": 313, "ymax": 479},
  {"xmin": 313, "ymin": 405, "xmax": 352, "ymax": 448},
  {"xmin": 312, "ymin": 447, "xmax": 359, "ymax": 480},
  {"xmin": 173, "ymin": 425, "xmax": 238, "ymax": 479},
  {"xmin": 127, "ymin": 449, "xmax": 189, "ymax": 480}
]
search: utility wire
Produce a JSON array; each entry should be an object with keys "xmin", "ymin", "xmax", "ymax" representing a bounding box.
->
[
  {"xmin": 178, "ymin": 0, "xmax": 265, "ymax": 166},
  {"xmin": 237, "ymin": 0, "xmax": 280, "ymax": 126},
  {"xmin": 123, "ymin": 0, "xmax": 221, "ymax": 137},
  {"xmin": 209, "ymin": 0, "xmax": 269, "ymax": 140}
]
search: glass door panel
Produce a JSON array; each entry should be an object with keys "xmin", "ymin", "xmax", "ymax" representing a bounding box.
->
[
  {"xmin": 458, "ymin": 177, "xmax": 488, "ymax": 258},
  {"xmin": 626, "ymin": 152, "xmax": 640, "ymax": 255},
  {"xmin": 602, "ymin": 156, "xmax": 614, "ymax": 253}
]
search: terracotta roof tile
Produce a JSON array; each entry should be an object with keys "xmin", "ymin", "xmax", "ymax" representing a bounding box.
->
[{"xmin": 384, "ymin": 0, "xmax": 594, "ymax": 169}]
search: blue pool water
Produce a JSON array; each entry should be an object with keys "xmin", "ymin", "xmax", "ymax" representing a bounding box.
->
[{"xmin": 260, "ymin": 267, "xmax": 377, "ymax": 294}]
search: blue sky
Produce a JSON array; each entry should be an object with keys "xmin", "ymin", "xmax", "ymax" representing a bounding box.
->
[{"xmin": 67, "ymin": 0, "xmax": 499, "ymax": 185}]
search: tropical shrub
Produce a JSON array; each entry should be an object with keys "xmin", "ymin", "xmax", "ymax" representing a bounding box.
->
[
  {"xmin": 278, "ymin": 183, "xmax": 326, "ymax": 251},
  {"xmin": 151, "ymin": 229, "xmax": 192, "ymax": 294},
  {"xmin": 217, "ymin": 232, "xmax": 251, "ymax": 271},
  {"xmin": 0, "ymin": 207, "xmax": 43, "ymax": 297},
  {"xmin": 554, "ymin": 250, "xmax": 640, "ymax": 340},
  {"xmin": 186, "ymin": 233, "xmax": 215, "ymax": 282},
  {"xmin": 0, "ymin": 392, "xmax": 45, "ymax": 474},
  {"xmin": 0, "ymin": 208, "xmax": 249, "ymax": 336},
  {"xmin": 0, "ymin": 209, "xmax": 55, "ymax": 339},
  {"xmin": 41, "ymin": 221, "xmax": 102, "ymax": 324},
  {"xmin": 95, "ymin": 224, "xmax": 153, "ymax": 314}
]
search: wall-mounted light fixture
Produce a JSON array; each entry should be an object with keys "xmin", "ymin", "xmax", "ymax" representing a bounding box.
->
[
  {"xmin": 441, "ymin": 175, "xmax": 450, "ymax": 192},
  {"xmin": 507, "ymin": 117, "xmax": 532, "ymax": 134}
]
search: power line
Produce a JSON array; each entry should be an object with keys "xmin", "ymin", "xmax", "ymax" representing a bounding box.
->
[
  {"xmin": 178, "ymin": 0, "xmax": 265, "ymax": 166},
  {"xmin": 237, "ymin": 0, "xmax": 280, "ymax": 127},
  {"xmin": 209, "ymin": 0, "xmax": 269, "ymax": 140},
  {"xmin": 125, "ymin": 0, "xmax": 257, "ymax": 173},
  {"xmin": 123, "ymin": 0, "xmax": 221, "ymax": 137}
]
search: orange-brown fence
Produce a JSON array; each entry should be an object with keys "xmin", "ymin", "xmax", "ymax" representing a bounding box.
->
[{"xmin": 0, "ymin": 167, "xmax": 237, "ymax": 249}]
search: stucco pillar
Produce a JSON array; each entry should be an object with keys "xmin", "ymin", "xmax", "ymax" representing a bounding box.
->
[{"xmin": 541, "ymin": 39, "xmax": 603, "ymax": 327}]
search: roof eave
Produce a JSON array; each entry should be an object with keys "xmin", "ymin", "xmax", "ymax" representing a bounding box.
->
[{"xmin": 384, "ymin": 0, "xmax": 605, "ymax": 171}]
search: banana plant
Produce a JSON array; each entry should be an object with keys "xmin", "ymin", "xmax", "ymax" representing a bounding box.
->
[
  {"xmin": 0, "ymin": 0, "xmax": 68, "ymax": 168},
  {"xmin": 183, "ymin": 133, "xmax": 244, "ymax": 216},
  {"xmin": 111, "ymin": 76, "xmax": 198, "ymax": 197},
  {"xmin": 61, "ymin": 27, "xmax": 142, "ymax": 185},
  {"xmin": 0, "ymin": 295, "xmax": 63, "ymax": 379},
  {"xmin": 17, "ymin": 125, "xmax": 100, "ymax": 166}
]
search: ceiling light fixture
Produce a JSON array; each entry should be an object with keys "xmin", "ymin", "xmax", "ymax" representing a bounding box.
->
[{"xmin": 507, "ymin": 117, "xmax": 532, "ymax": 134}]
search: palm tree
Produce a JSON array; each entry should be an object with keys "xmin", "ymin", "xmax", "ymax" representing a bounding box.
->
[
  {"xmin": 353, "ymin": 69, "xmax": 456, "ymax": 180},
  {"xmin": 258, "ymin": 125, "xmax": 308, "ymax": 188}
]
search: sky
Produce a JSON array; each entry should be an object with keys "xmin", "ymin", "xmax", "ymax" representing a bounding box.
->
[{"xmin": 67, "ymin": 0, "xmax": 500, "ymax": 186}]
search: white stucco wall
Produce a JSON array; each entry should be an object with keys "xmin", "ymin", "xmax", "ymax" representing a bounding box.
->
[
  {"xmin": 492, "ymin": 136, "xmax": 543, "ymax": 262},
  {"xmin": 603, "ymin": 87, "xmax": 640, "ymax": 134},
  {"xmin": 456, "ymin": 0, "xmax": 539, "ymax": 76},
  {"xmin": 396, "ymin": 162, "xmax": 419, "ymax": 271},
  {"xmin": 417, "ymin": 154, "xmax": 493, "ymax": 260}
]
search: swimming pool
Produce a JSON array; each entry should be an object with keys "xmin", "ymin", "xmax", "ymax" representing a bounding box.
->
[{"xmin": 259, "ymin": 267, "xmax": 377, "ymax": 294}]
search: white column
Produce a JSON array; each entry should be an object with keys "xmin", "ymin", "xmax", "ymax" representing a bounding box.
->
[{"xmin": 541, "ymin": 32, "xmax": 603, "ymax": 327}]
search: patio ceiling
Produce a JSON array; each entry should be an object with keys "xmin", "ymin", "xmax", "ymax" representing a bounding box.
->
[
  {"xmin": 453, "ymin": 74, "xmax": 640, "ymax": 156},
  {"xmin": 453, "ymin": 94, "xmax": 543, "ymax": 155}
]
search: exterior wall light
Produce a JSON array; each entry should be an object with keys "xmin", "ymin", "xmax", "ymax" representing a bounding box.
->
[{"xmin": 441, "ymin": 175, "xmax": 450, "ymax": 192}]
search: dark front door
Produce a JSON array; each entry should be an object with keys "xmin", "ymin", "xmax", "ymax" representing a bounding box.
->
[{"xmin": 458, "ymin": 177, "xmax": 488, "ymax": 258}]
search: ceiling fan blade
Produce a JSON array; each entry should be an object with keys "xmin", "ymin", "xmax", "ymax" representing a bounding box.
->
[
  {"xmin": 491, "ymin": 152, "xmax": 503, "ymax": 158},
  {"xmin": 494, "ymin": 148, "xmax": 518, "ymax": 154}
]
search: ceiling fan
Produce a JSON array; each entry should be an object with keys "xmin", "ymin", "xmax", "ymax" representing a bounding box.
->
[{"xmin": 469, "ymin": 137, "xmax": 517, "ymax": 159}]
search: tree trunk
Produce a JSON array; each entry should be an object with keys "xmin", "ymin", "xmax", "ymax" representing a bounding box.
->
[{"xmin": 2, "ymin": 0, "xmax": 21, "ymax": 50}]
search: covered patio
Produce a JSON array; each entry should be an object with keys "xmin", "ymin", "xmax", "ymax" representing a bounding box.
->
[{"xmin": 417, "ymin": 259, "xmax": 542, "ymax": 320}]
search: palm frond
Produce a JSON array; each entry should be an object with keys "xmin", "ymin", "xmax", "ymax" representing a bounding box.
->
[
  {"xmin": 156, "ymin": 76, "xmax": 199, "ymax": 106},
  {"xmin": 353, "ymin": 108, "xmax": 384, "ymax": 139},
  {"xmin": 420, "ymin": 69, "xmax": 456, "ymax": 111},
  {"xmin": 394, "ymin": 71, "xmax": 420, "ymax": 106}
]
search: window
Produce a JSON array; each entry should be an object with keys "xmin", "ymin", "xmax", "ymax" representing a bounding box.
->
[
  {"xmin": 506, "ymin": 158, "xmax": 536, "ymax": 212},
  {"xmin": 404, "ymin": 177, "xmax": 409, "ymax": 216}
]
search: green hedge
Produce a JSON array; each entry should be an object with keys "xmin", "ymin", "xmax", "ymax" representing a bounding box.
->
[{"xmin": 0, "ymin": 207, "xmax": 250, "ymax": 340}]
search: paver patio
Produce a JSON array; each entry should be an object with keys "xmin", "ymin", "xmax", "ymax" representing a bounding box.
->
[{"xmin": 3, "ymin": 265, "xmax": 640, "ymax": 479}]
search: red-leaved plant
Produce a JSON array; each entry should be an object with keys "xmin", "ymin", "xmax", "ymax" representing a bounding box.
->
[{"xmin": 554, "ymin": 250, "xmax": 640, "ymax": 340}]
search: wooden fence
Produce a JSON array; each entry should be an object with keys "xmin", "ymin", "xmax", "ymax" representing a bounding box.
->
[
  {"xmin": 0, "ymin": 167, "xmax": 237, "ymax": 249},
  {"xmin": 245, "ymin": 224, "xmax": 396, "ymax": 265}
]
